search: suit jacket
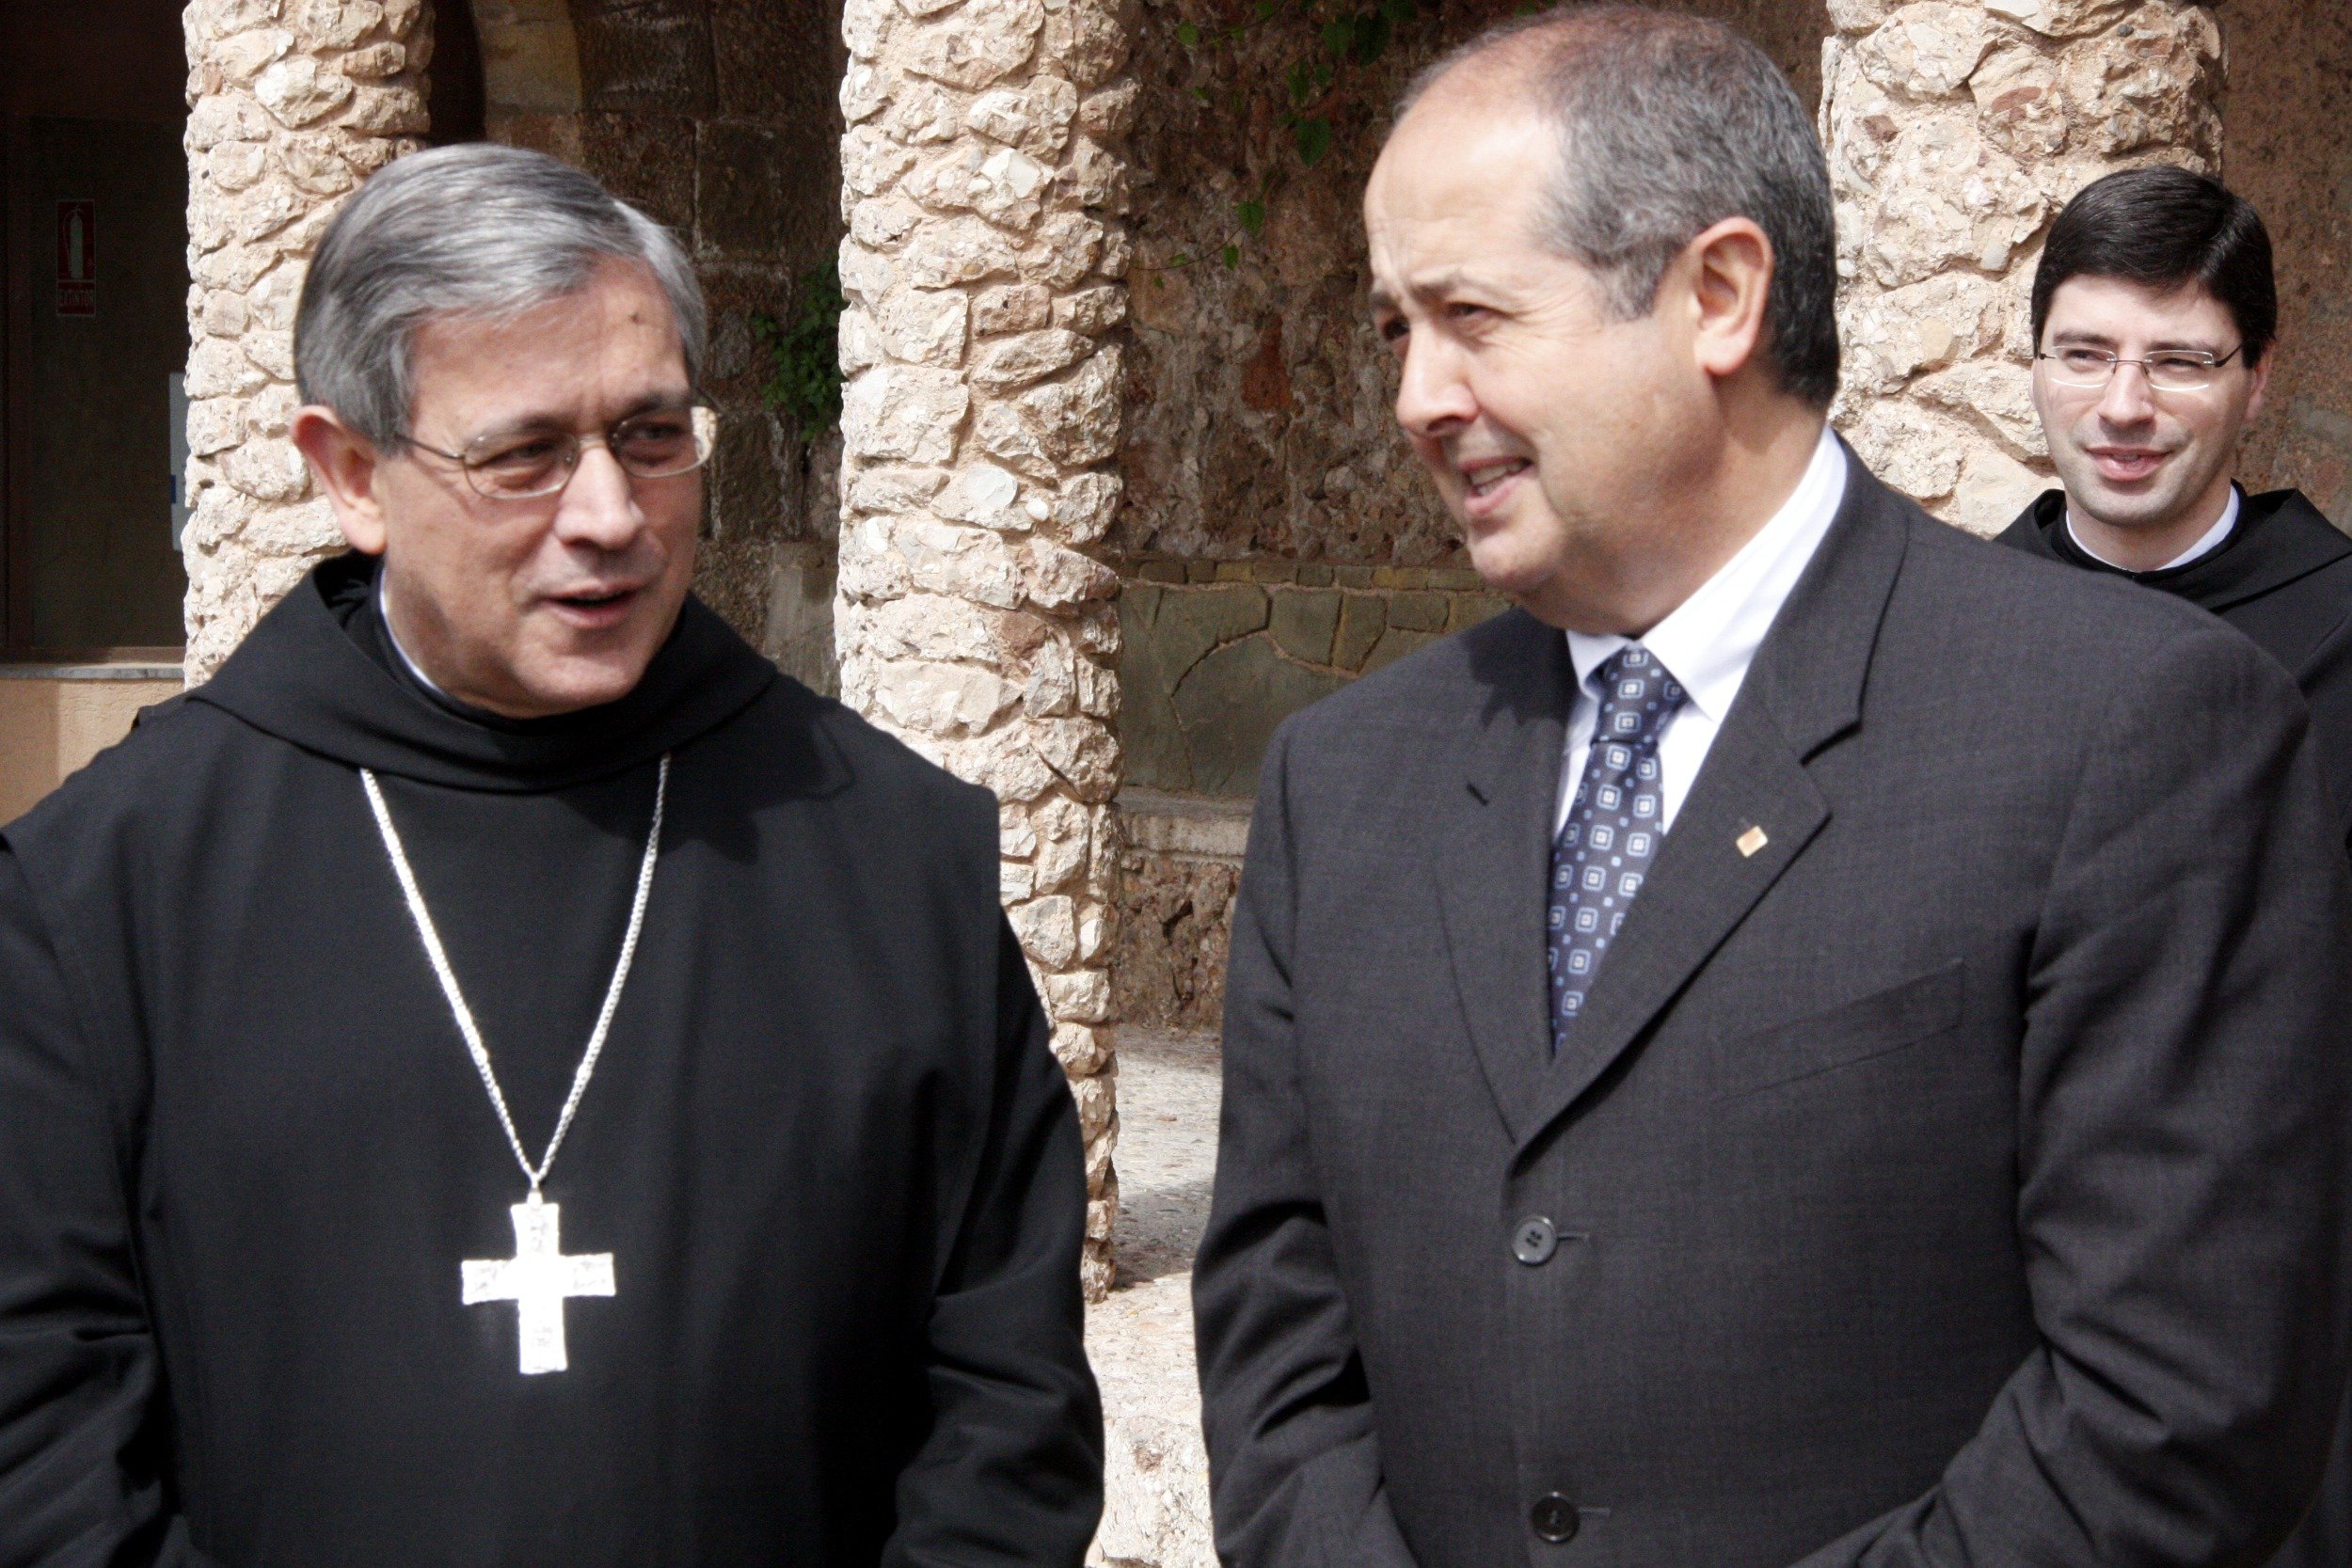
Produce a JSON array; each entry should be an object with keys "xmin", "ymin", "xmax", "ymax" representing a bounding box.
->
[{"xmin": 1193, "ymin": 458, "xmax": 2352, "ymax": 1568}]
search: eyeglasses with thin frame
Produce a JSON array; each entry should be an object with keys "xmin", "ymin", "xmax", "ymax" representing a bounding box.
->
[
  {"xmin": 404, "ymin": 404, "xmax": 719, "ymax": 500},
  {"xmin": 2034, "ymin": 343, "xmax": 2245, "ymax": 394}
]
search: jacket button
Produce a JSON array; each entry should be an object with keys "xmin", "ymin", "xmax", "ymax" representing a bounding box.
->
[
  {"xmin": 1530, "ymin": 1492, "xmax": 1580, "ymax": 1543},
  {"xmin": 1513, "ymin": 1216, "xmax": 1559, "ymax": 1266}
]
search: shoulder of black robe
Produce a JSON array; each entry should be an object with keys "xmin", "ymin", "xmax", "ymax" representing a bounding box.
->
[
  {"xmin": 1999, "ymin": 487, "xmax": 2352, "ymax": 840},
  {"xmin": 184, "ymin": 549, "xmax": 781, "ymax": 790},
  {"xmin": 0, "ymin": 553, "xmax": 1101, "ymax": 1566}
]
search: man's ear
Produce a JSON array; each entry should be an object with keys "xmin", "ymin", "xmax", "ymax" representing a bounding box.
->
[
  {"xmin": 290, "ymin": 405, "xmax": 390, "ymax": 555},
  {"xmin": 1678, "ymin": 217, "xmax": 1775, "ymax": 384},
  {"xmin": 2244, "ymin": 342, "xmax": 2274, "ymax": 428}
]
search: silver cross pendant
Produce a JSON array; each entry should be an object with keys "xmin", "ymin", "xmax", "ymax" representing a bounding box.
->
[{"xmin": 461, "ymin": 1193, "xmax": 616, "ymax": 1374}]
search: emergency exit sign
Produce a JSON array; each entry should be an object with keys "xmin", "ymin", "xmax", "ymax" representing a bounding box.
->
[{"xmin": 56, "ymin": 200, "xmax": 94, "ymax": 317}]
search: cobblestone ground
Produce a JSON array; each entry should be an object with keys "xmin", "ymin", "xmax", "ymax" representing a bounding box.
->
[{"xmin": 1087, "ymin": 1027, "xmax": 1220, "ymax": 1568}]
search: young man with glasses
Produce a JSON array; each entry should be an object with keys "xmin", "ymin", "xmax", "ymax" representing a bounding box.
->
[
  {"xmin": 2001, "ymin": 166, "xmax": 2352, "ymax": 847},
  {"xmin": 0, "ymin": 145, "xmax": 1102, "ymax": 1563},
  {"xmin": 2000, "ymin": 165, "xmax": 2352, "ymax": 1568}
]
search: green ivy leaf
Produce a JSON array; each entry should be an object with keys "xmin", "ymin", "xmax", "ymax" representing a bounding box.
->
[
  {"xmin": 1350, "ymin": 9, "xmax": 1390, "ymax": 62},
  {"xmin": 1295, "ymin": 116, "xmax": 1333, "ymax": 167},
  {"xmin": 1175, "ymin": 20, "xmax": 1200, "ymax": 44},
  {"xmin": 1381, "ymin": 0, "xmax": 1415, "ymax": 23},
  {"xmin": 1238, "ymin": 198, "xmax": 1266, "ymax": 234},
  {"xmin": 753, "ymin": 261, "xmax": 848, "ymax": 435},
  {"xmin": 1221, "ymin": 244, "xmax": 1241, "ymax": 269},
  {"xmin": 1286, "ymin": 59, "xmax": 1315, "ymax": 104},
  {"xmin": 1190, "ymin": 84, "xmax": 1212, "ymax": 103},
  {"xmin": 1168, "ymin": 251, "xmax": 1194, "ymax": 268},
  {"xmin": 1320, "ymin": 16, "xmax": 1354, "ymax": 55}
]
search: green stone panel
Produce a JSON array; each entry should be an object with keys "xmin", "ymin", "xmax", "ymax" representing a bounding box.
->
[
  {"xmin": 1118, "ymin": 584, "xmax": 1195, "ymax": 792},
  {"xmin": 1269, "ymin": 588, "xmax": 1342, "ymax": 666},
  {"xmin": 1333, "ymin": 594, "xmax": 1387, "ymax": 671},
  {"xmin": 1171, "ymin": 636, "xmax": 1348, "ymax": 797}
]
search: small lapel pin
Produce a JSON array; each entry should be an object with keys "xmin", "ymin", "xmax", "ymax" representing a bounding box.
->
[{"xmin": 1736, "ymin": 825, "xmax": 1769, "ymax": 858}]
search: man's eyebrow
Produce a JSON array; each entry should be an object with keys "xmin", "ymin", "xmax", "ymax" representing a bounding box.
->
[
  {"xmin": 466, "ymin": 391, "xmax": 695, "ymax": 441},
  {"xmin": 1367, "ymin": 269, "xmax": 1470, "ymax": 312}
]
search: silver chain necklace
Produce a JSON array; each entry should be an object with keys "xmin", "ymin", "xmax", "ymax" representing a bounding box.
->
[{"xmin": 359, "ymin": 753, "xmax": 670, "ymax": 1374}]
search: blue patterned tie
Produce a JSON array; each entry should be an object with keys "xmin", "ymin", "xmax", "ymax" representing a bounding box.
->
[{"xmin": 1548, "ymin": 646, "xmax": 1687, "ymax": 1054}]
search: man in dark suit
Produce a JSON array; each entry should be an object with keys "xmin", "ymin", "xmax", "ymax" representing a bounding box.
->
[{"xmin": 1192, "ymin": 8, "xmax": 2352, "ymax": 1566}]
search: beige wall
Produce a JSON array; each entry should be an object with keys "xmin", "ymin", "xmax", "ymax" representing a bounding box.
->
[{"xmin": 0, "ymin": 669, "xmax": 181, "ymax": 825}]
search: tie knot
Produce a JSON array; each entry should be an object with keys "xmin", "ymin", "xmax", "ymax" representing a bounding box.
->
[{"xmin": 1592, "ymin": 646, "xmax": 1686, "ymax": 747}]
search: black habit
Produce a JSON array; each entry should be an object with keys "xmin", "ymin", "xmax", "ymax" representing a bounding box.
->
[
  {"xmin": 0, "ymin": 554, "xmax": 1102, "ymax": 1565},
  {"xmin": 1998, "ymin": 486, "xmax": 2352, "ymax": 841},
  {"xmin": 2000, "ymin": 483, "xmax": 2352, "ymax": 1568}
]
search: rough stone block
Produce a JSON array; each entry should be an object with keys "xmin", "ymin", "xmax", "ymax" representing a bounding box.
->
[
  {"xmin": 841, "ymin": 364, "xmax": 971, "ymax": 464},
  {"xmin": 899, "ymin": 0, "xmax": 1044, "ymax": 91}
]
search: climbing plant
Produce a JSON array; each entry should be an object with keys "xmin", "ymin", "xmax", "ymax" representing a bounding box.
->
[
  {"xmin": 1162, "ymin": 0, "xmax": 1424, "ymax": 273},
  {"xmin": 753, "ymin": 261, "xmax": 847, "ymax": 436}
]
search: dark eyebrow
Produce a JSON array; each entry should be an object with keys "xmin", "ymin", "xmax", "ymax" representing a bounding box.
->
[{"xmin": 467, "ymin": 390, "xmax": 696, "ymax": 444}]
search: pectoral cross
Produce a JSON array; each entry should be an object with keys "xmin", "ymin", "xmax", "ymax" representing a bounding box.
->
[{"xmin": 461, "ymin": 1193, "xmax": 615, "ymax": 1374}]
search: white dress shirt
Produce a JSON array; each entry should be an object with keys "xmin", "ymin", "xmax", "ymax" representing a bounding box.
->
[
  {"xmin": 2065, "ymin": 484, "xmax": 2239, "ymax": 572},
  {"xmin": 1556, "ymin": 427, "xmax": 1849, "ymax": 836}
]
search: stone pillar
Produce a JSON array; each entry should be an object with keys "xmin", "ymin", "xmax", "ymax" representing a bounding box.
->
[
  {"xmin": 1822, "ymin": 0, "xmax": 2221, "ymax": 533},
  {"xmin": 834, "ymin": 0, "xmax": 1136, "ymax": 1294},
  {"xmin": 181, "ymin": 0, "xmax": 434, "ymax": 678}
]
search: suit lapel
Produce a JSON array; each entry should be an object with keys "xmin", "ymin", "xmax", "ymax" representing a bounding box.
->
[
  {"xmin": 1537, "ymin": 699, "xmax": 1827, "ymax": 1126},
  {"xmin": 1515, "ymin": 451, "xmax": 1914, "ymax": 1152},
  {"xmin": 1432, "ymin": 613, "xmax": 1573, "ymax": 1146}
]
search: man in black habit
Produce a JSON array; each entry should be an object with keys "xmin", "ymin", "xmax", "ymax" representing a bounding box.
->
[
  {"xmin": 1997, "ymin": 166, "xmax": 2352, "ymax": 1568},
  {"xmin": 1999, "ymin": 167, "xmax": 2352, "ymax": 844},
  {"xmin": 0, "ymin": 145, "xmax": 1102, "ymax": 1564}
]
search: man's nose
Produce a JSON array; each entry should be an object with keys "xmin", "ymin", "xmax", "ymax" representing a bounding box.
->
[
  {"xmin": 1393, "ymin": 336, "xmax": 1477, "ymax": 438},
  {"xmin": 2096, "ymin": 361, "xmax": 2159, "ymax": 424},
  {"xmin": 550, "ymin": 442, "xmax": 645, "ymax": 549}
]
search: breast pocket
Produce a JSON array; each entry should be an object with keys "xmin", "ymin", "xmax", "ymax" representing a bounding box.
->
[{"xmin": 1708, "ymin": 960, "xmax": 1966, "ymax": 1101}]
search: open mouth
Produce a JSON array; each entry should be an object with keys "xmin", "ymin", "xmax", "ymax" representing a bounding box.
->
[
  {"xmin": 2088, "ymin": 447, "xmax": 2169, "ymax": 484},
  {"xmin": 1461, "ymin": 457, "xmax": 1532, "ymax": 501},
  {"xmin": 547, "ymin": 585, "xmax": 643, "ymax": 625}
]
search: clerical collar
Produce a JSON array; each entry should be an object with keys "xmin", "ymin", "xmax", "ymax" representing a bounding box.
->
[{"xmin": 2065, "ymin": 486, "xmax": 2241, "ymax": 574}]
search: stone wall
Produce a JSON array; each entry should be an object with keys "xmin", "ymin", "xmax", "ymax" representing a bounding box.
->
[
  {"xmin": 832, "ymin": 0, "xmax": 1139, "ymax": 1295},
  {"xmin": 181, "ymin": 0, "xmax": 436, "ymax": 678},
  {"xmin": 1118, "ymin": 562, "xmax": 1505, "ymax": 795},
  {"xmin": 1115, "ymin": 0, "xmax": 1825, "ymax": 568},
  {"xmin": 2225, "ymin": 0, "xmax": 2352, "ymax": 522},
  {"xmin": 485, "ymin": 0, "xmax": 850, "ymax": 694},
  {"xmin": 1822, "ymin": 0, "xmax": 2222, "ymax": 535}
]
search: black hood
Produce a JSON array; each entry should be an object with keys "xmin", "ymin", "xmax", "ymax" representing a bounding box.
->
[
  {"xmin": 187, "ymin": 552, "xmax": 776, "ymax": 792},
  {"xmin": 1997, "ymin": 487, "xmax": 2352, "ymax": 616}
]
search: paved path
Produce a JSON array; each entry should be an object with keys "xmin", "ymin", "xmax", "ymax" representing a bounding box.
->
[{"xmin": 1087, "ymin": 1028, "xmax": 1221, "ymax": 1568}]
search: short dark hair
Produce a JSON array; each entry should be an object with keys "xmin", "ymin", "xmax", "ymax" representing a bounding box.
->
[
  {"xmin": 1399, "ymin": 6, "xmax": 1840, "ymax": 407},
  {"xmin": 2031, "ymin": 166, "xmax": 2277, "ymax": 366}
]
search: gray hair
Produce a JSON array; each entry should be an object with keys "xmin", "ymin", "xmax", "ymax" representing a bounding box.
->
[
  {"xmin": 1399, "ymin": 6, "xmax": 1839, "ymax": 406},
  {"xmin": 294, "ymin": 143, "xmax": 707, "ymax": 447}
]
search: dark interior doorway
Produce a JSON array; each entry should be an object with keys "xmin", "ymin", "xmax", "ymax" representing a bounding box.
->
[{"xmin": 0, "ymin": 0, "xmax": 190, "ymax": 657}]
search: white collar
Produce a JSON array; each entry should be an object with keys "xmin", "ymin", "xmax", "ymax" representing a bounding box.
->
[
  {"xmin": 1565, "ymin": 425, "xmax": 1849, "ymax": 720},
  {"xmin": 376, "ymin": 575, "xmax": 455, "ymax": 701},
  {"xmin": 2065, "ymin": 485, "xmax": 2241, "ymax": 573}
]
